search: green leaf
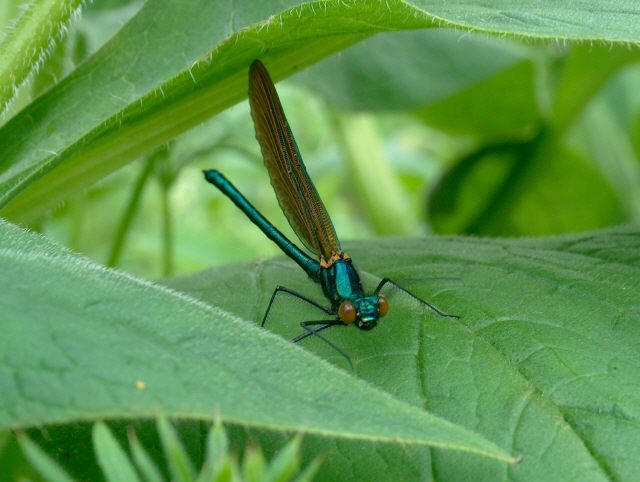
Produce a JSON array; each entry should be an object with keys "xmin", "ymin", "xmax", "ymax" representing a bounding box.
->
[
  {"xmin": 0, "ymin": 219, "xmax": 514, "ymax": 464},
  {"xmin": 263, "ymin": 435, "xmax": 300, "ymax": 482},
  {"xmin": 407, "ymin": 2, "xmax": 640, "ymax": 41},
  {"xmin": 294, "ymin": 29, "xmax": 540, "ymax": 139},
  {"xmin": 2, "ymin": 2, "xmax": 640, "ymax": 220},
  {"xmin": 242, "ymin": 446, "xmax": 266, "ymax": 482},
  {"xmin": 157, "ymin": 418, "xmax": 195, "ymax": 482},
  {"xmin": 168, "ymin": 226, "xmax": 640, "ymax": 481},
  {"xmin": 198, "ymin": 421, "xmax": 230, "ymax": 482},
  {"xmin": 293, "ymin": 29, "xmax": 534, "ymax": 112},
  {"xmin": 0, "ymin": 431, "xmax": 7, "ymax": 455},
  {"xmin": 567, "ymin": 68, "xmax": 640, "ymax": 222},
  {"xmin": 428, "ymin": 138, "xmax": 625, "ymax": 235},
  {"xmin": 551, "ymin": 44, "xmax": 640, "ymax": 133},
  {"xmin": 1, "ymin": 432, "xmax": 43, "ymax": 481},
  {"xmin": 416, "ymin": 60, "xmax": 539, "ymax": 139},
  {"xmin": 290, "ymin": 457, "xmax": 321, "ymax": 482},
  {"xmin": 0, "ymin": 0, "xmax": 84, "ymax": 116},
  {"xmin": 207, "ymin": 422, "xmax": 229, "ymax": 465},
  {"xmin": 0, "ymin": 0, "xmax": 394, "ymax": 220},
  {"xmin": 93, "ymin": 422, "xmax": 141, "ymax": 482},
  {"xmin": 128, "ymin": 429, "xmax": 165, "ymax": 482},
  {"xmin": 18, "ymin": 434, "xmax": 76, "ymax": 482},
  {"xmin": 212, "ymin": 459, "xmax": 236, "ymax": 482}
]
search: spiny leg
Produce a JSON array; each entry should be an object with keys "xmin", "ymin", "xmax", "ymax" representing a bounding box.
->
[
  {"xmin": 374, "ymin": 277, "xmax": 459, "ymax": 319},
  {"xmin": 292, "ymin": 320, "xmax": 343, "ymax": 343},
  {"xmin": 294, "ymin": 320, "xmax": 352, "ymax": 370},
  {"xmin": 261, "ymin": 285, "xmax": 332, "ymax": 327}
]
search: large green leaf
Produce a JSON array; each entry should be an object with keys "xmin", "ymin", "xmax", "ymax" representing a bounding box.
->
[
  {"xmin": 427, "ymin": 138, "xmax": 626, "ymax": 235},
  {"xmin": 292, "ymin": 29, "xmax": 540, "ymax": 139},
  {"xmin": 427, "ymin": 41, "xmax": 640, "ymax": 236},
  {"xmin": 2, "ymin": 1, "xmax": 640, "ymax": 220},
  {"xmin": 0, "ymin": 218, "xmax": 514, "ymax": 464},
  {"xmin": 167, "ymin": 226, "xmax": 640, "ymax": 481},
  {"xmin": 416, "ymin": 59, "xmax": 539, "ymax": 139},
  {"xmin": 292, "ymin": 29, "xmax": 533, "ymax": 109},
  {"xmin": 567, "ymin": 65, "xmax": 640, "ymax": 222},
  {"xmin": 408, "ymin": 1, "xmax": 640, "ymax": 41}
]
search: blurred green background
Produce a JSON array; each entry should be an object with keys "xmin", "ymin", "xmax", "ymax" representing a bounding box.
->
[{"xmin": 5, "ymin": 0, "xmax": 640, "ymax": 280}]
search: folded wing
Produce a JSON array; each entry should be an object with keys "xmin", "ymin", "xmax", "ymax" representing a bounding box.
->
[{"xmin": 248, "ymin": 60, "xmax": 341, "ymax": 262}]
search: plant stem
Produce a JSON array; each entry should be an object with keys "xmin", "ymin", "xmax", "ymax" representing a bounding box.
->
[
  {"xmin": 153, "ymin": 144, "xmax": 176, "ymax": 278},
  {"xmin": 160, "ymin": 176, "xmax": 173, "ymax": 277},
  {"xmin": 331, "ymin": 109, "xmax": 414, "ymax": 236},
  {"xmin": 107, "ymin": 154, "xmax": 156, "ymax": 268}
]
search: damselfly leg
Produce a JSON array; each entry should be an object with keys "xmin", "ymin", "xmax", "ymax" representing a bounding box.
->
[
  {"xmin": 261, "ymin": 285, "xmax": 332, "ymax": 327},
  {"xmin": 261, "ymin": 287, "xmax": 352, "ymax": 367},
  {"xmin": 295, "ymin": 319, "xmax": 352, "ymax": 369},
  {"xmin": 374, "ymin": 277, "xmax": 459, "ymax": 319}
]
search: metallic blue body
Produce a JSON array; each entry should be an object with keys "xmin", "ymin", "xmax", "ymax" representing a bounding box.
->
[
  {"xmin": 204, "ymin": 169, "xmax": 380, "ymax": 326},
  {"xmin": 321, "ymin": 258, "xmax": 362, "ymax": 302},
  {"xmin": 204, "ymin": 170, "xmax": 321, "ymax": 281},
  {"xmin": 320, "ymin": 258, "xmax": 380, "ymax": 326},
  {"xmin": 201, "ymin": 61, "xmax": 454, "ymax": 356}
]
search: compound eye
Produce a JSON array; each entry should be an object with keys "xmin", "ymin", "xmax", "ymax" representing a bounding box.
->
[
  {"xmin": 377, "ymin": 294, "xmax": 389, "ymax": 317},
  {"xmin": 338, "ymin": 300, "xmax": 357, "ymax": 324}
]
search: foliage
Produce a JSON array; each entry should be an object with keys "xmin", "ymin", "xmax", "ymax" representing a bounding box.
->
[
  {"xmin": 16, "ymin": 419, "xmax": 319, "ymax": 482},
  {"xmin": 1, "ymin": 1, "xmax": 639, "ymax": 481}
]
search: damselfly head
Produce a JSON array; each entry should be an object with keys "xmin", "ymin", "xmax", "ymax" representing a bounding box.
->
[{"xmin": 338, "ymin": 294, "xmax": 388, "ymax": 330}]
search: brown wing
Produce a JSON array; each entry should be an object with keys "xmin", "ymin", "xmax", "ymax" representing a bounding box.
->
[{"xmin": 248, "ymin": 60, "xmax": 341, "ymax": 261}]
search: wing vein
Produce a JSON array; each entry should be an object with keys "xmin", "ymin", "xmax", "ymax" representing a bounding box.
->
[{"xmin": 248, "ymin": 60, "xmax": 341, "ymax": 261}]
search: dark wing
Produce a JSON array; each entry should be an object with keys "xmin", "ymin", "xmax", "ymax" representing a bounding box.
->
[{"xmin": 248, "ymin": 60, "xmax": 340, "ymax": 261}]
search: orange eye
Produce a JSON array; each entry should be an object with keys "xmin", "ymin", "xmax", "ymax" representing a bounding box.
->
[
  {"xmin": 338, "ymin": 300, "xmax": 356, "ymax": 324},
  {"xmin": 377, "ymin": 294, "xmax": 389, "ymax": 317}
]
